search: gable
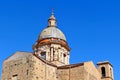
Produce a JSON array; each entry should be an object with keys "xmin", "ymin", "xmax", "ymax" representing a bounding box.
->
[{"xmin": 4, "ymin": 51, "xmax": 33, "ymax": 62}]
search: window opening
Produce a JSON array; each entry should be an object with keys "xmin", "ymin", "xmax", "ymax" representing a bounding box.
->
[
  {"xmin": 41, "ymin": 52, "xmax": 46, "ymax": 59},
  {"xmin": 12, "ymin": 74, "xmax": 18, "ymax": 80},
  {"xmin": 101, "ymin": 67, "xmax": 106, "ymax": 77}
]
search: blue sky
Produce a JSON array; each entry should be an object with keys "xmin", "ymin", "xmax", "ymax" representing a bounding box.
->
[{"xmin": 0, "ymin": 0, "xmax": 120, "ymax": 79}]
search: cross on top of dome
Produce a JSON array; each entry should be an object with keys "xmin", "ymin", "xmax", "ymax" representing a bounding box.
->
[{"xmin": 48, "ymin": 9, "xmax": 56, "ymax": 27}]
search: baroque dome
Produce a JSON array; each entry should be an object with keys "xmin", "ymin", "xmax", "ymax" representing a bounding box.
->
[
  {"xmin": 38, "ymin": 12, "xmax": 66, "ymax": 41},
  {"xmin": 33, "ymin": 11, "xmax": 70, "ymax": 52},
  {"xmin": 38, "ymin": 27, "xmax": 66, "ymax": 41}
]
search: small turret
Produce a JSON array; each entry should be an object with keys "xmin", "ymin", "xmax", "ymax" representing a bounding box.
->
[{"xmin": 97, "ymin": 61, "xmax": 114, "ymax": 80}]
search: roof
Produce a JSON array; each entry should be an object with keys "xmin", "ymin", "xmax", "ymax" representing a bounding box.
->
[
  {"xmin": 97, "ymin": 61, "xmax": 113, "ymax": 67},
  {"xmin": 57, "ymin": 63, "xmax": 84, "ymax": 69},
  {"xmin": 4, "ymin": 51, "xmax": 33, "ymax": 62},
  {"xmin": 49, "ymin": 14, "xmax": 56, "ymax": 20},
  {"xmin": 38, "ymin": 27, "xmax": 66, "ymax": 41}
]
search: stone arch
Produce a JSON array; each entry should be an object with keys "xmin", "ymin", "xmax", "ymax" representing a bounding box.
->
[{"xmin": 101, "ymin": 67, "xmax": 106, "ymax": 77}]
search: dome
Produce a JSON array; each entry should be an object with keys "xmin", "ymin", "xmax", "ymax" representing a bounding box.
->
[
  {"xmin": 33, "ymin": 11, "xmax": 70, "ymax": 52},
  {"xmin": 38, "ymin": 27, "xmax": 66, "ymax": 41}
]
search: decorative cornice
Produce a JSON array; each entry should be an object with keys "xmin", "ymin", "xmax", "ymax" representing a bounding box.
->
[
  {"xmin": 97, "ymin": 61, "xmax": 113, "ymax": 67},
  {"xmin": 33, "ymin": 38, "xmax": 70, "ymax": 51}
]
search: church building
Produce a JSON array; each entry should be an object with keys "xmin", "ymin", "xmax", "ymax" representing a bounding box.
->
[{"xmin": 1, "ymin": 11, "xmax": 114, "ymax": 80}]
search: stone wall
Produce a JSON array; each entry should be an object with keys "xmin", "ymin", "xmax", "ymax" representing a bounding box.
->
[
  {"xmin": 84, "ymin": 61, "xmax": 101, "ymax": 80},
  {"xmin": 58, "ymin": 65, "xmax": 84, "ymax": 80},
  {"xmin": 31, "ymin": 55, "xmax": 58, "ymax": 80},
  {"xmin": 2, "ymin": 54, "xmax": 34, "ymax": 80},
  {"xmin": 2, "ymin": 52, "xmax": 58, "ymax": 80},
  {"xmin": 2, "ymin": 52, "xmax": 112, "ymax": 80},
  {"xmin": 58, "ymin": 61, "xmax": 102, "ymax": 80}
]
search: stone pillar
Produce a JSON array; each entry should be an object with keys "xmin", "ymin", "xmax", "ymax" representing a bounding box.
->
[
  {"xmin": 50, "ymin": 47, "xmax": 54, "ymax": 61},
  {"xmin": 46, "ymin": 49, "xmax": 49, "ymax": 60},
  {"xmin": 58, "ymin": 49, "xmax": 61, "ymax": 62},
  {"xmin": 54, "ymin": 49, "xmax": 58, "ymax": 61}
]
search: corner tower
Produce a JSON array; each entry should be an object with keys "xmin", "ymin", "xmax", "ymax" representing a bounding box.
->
[
  {"xmin": 33, "ymin": 11, "xmax": 70, "ymax": 66},
  {"xmin": 97, "ymin": 61, "xmax": 114, "ymax": 80}
]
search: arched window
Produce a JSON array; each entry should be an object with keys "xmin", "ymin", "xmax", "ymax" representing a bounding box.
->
[
  {"xmin": 41, "ymin": 52, "xmax": 46, "ymax": 59},
  {"xmin": 101, "ymin": 67, "xmax": 106, "ymax": 77},
  {"xmin": 63, "ymin": 54, "xmax": 66, "ymax": 62}
]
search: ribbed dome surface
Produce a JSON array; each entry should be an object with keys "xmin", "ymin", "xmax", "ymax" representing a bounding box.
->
[{"xmin": 39, "ymin": 27, "xmax": 66, "ymax": 41}]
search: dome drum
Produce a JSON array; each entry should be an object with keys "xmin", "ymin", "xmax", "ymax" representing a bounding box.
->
[{"xmin": 33, "ymin": 38, "xmax": 70, "ymax": 51}]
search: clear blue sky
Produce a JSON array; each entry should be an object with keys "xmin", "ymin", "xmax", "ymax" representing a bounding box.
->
[{"xmin": 0, "ymin": 0, "xmax": 120, "ymax": 79}]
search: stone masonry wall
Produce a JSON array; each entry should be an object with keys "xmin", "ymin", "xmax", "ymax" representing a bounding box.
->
[
  {"xmin": 2, "ymin": 54, "xmax": 34, "ymax": 80},
  {"xmin": 58, "ymin": 65, "xmax": 84, "ymax": 80},
  {"xmin": 31, "ymin": 55, "xmax": 58, "ymax": 80}
]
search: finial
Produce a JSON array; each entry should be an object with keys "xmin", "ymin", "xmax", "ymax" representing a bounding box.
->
[
  {"xmin": 49, "ymin": 8, "xmax": 56, "ymax": 20},
  {"xmin": 48, "ymin": 8, "xmax": 56, "ymax": 27},
  {"xmin": 52, "ymin": 8, "xmax": 54, "ymax": 15}
]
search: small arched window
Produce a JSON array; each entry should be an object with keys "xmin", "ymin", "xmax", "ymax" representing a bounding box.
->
[
  {"xmin": 64, "ymin": 54, "xmax": 66, "ymax": 57},
  {"xmin": 41, "ymin": 52, "xmax": 46, "ymax": 59},
  {"xmin": 101, "ymin": 67, "xmax": 106, "ymax": 77}
]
